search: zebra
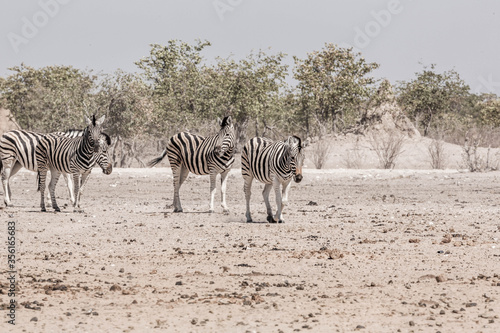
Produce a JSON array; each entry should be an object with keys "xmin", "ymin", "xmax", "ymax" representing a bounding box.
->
[
  {"xmin": 148, "ymin": 116, "xmax": 235, "ymax": 213},
  {"xmin": 35, "ymin": 115, "xmax": 106, "ymax": 212},
  {"xmin": 241, "ymin": 135, "xmax": 305, "ymax": 223},
  {"xmin": 0, "ymin": 127, "xmax": 111, "ymax": 207}
]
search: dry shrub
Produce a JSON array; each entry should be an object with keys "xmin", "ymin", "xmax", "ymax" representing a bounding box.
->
[
  {"xmin": 342, "ymin": 137, "xmax": 365, "ymax": 169},
  {"xmin": 428, "ymin": 139, "xmax": 447, "ymax": 169},
  {"xmin": 311, "ymin": 138, "xmax": 331, "ymax": 169},
  {"xmin": 460, "ymin": 130, "xmax": 499, "ymax": 172},
  {"xmin": 310, "ymin": 117, "xmax": 331, "ymax": 169},
  {"xmin": 368, "ymin": 130, "xmax": 405, "ymax": 169}
]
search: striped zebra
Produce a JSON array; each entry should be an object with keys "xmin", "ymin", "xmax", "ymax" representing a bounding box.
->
[
  {"xmin": 241, "ymin": 136, "xmax": 305, "ymax": 223},
  {"xmin": 0, "ymin": 127, "xmax": 111, "ymax": 207},
  {"xmin": 35, "ymin": 115, "xmax": 107, "ymax": 212},
  {"xmin": 148, "ymin": 116, "xmax": 235, "ymax": 213}
]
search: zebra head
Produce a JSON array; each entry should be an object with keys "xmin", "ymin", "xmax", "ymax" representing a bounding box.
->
[
  {"xmin": 84, "ymin": 114, "xmax": 106, "ymax": 151},
  {"xmin": 285, "ymin": 135, "xmax": 305, "ymax": 183},
  {"xmin": 96, "ymin": 133, "xmax": 113, "ymax": 175},
  {"xmin": 214, "ymin": 116, "xmax": 235, "ymax": 158}
]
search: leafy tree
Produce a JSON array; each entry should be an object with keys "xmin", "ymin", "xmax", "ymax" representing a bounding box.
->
[
  {"xmin": 135, "ymin": 40, "xmax": 211, "ymax": 132},
  {"xmin": 476, "ymin": 94, "xmax": 500, "ymax": 127},
  {"xmin": 95, "ymin": 70, "xmax": 154, "ymax": 138},
  {"xmin": 293, "ymin": 43, "xmax": 379, "ymax": 135},
  {"xmin": 397, "ymin": 64, "xmax": 471, "ymax": 136},
  {"xmin": 0, "ymin": 63, "xmax": 97, "ymax": 132},
  {"xmin": 204, "ymin": 50, "xmax": 289, "ymax": 143}
]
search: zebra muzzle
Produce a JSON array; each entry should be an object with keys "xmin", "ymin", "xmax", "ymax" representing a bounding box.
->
[
  {"xmin": 294, "ymin": 174, "xmax": 303, "ymax": 183},
  {"xmin": 103, "ymin": 164, "xmax": 113, "ymax": 175}
]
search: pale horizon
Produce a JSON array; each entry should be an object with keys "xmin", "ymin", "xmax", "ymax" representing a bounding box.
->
[{"xmin": 1, "ymin": 0, "xmax": 499, "ymax": 93}]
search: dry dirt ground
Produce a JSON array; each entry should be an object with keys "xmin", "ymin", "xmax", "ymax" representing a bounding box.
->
[{"xmin": 1, "ymin": 167, "xmax": 500, "ymax": 333}]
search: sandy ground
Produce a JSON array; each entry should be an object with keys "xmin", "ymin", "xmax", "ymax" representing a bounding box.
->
[{"xmin": 1, "ymin": 167, "xmax": 500, "ymax": 333}]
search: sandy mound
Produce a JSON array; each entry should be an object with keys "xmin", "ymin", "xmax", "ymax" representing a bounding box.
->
[{"xmin": 0, "ymin": 107, "xmax": 20, "ymax": 135}]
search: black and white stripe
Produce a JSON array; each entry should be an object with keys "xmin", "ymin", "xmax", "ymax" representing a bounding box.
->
[
  {"xmin": 0, "ymin": 127, "xmax": 111, "ymax": 207},
  {"xmin": 148, "ymin": 116, "xmax": 235, "ymax": 213},
  {"xmin": 241, "ymin": 136, "xmax": 305, "ymax": 223},
  {"xmin": 35, "ymin": 115, "xmax": 106, "ymax": 212}
]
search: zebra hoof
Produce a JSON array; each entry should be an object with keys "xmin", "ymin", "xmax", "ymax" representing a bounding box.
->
[
  {"xmin": 54, "ymin": 207, "xmax": 61, "ymax": 212},
  {"xmin": 173, "ymin": 208, "xmax": 183, "ymax": 213},
  {"xmin": 278, "ymin": 220, "xmax": 284, "ymax": 224},
  {"xmin": 41, "ymin": 208, "xmax": 46, "ymax": 212},
  {"xmin": 267, "ymin": 215, "xmax": 275, "ymax": 223},
  {"xmin": 208, "ymin": 209, "xmax": 214, "ymax": 213}
]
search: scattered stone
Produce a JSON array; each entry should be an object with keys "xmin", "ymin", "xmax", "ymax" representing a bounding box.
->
[
  {"xmin": 306, "ymin": 201, "xmax": 318, "ymax": 206},
  {"xmin": 110, "ymin": 284, "xmax": 122, "ymax": 292},
  {"xmin": 409, "ymin": 321, "xmax": 415, "ymax": 326},
  {"xmin": 175, "ymin": 281, "xmax": 183, "ymax": 286},
  {"xmin": 465, "ymin": 302, "xmax": 477, "ymax": 307},
  {"xmin": 30, "ymin": 317, "xmax": 38, "ymax": 322},
  {"xmin": 436, "ymin": 275, "xmax": 446, "ymax": 283}
]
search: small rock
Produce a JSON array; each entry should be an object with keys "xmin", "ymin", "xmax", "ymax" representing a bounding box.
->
[
  {"xmin": 409, "ymin": 321, "xmax": 415, "ymax": 326},
  {"xmin": 30, "ymin": 317, "xmax": 38, "ymax": 322},
  {"xmin": 110, "ymin": 284, "xmax": 122, "ymax": 292},
  {"xmin": 356, "ymin": 325, "xmax": 365, "ymax": 329},
  {"xmin": 306, "ymin": 201, "xmax": 318, "ymax": 206},
  {"xmin": 119, "ymin": 268, "xmax": 124, "ymax": 273},
  {"xmin": 436, "ymin": 275, "xmax": 446, "ymax": 283},
  {"xmin": 175, "ymin": 281, "xmax": 183, "ymax": 286},
  {"xmin": 465, "ymin": 302, "xmax": 477, "ymax": 307}
]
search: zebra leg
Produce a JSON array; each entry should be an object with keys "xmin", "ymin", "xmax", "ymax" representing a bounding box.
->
[
  {"xmin": 48, "ymin": 170, "xmax": 62, "ymax": 212},
  {"xmin": 278, "ymin": 180, "xmax": 292, "ymax": 224},
  {"xmin": 272, "ymin": 177, "xmax": 284, "ymax": 223},
  {"xmin": 78, "ymin": 171, "xmax": 91, "ymax": 205},
  {"xmin": 72, "ymin": 173, "xmax": 82, "ymax": 212},
  {"xmin": 262, "ymin": 184, "xmax": 274, "ymax": 223},
  {"xmin": 63, "ymin": 172, "xmax": 76, "ymax": 205},
  {"xmin": 243, "ymin": 175, "xmax": 254, "ymax": 222},
  {"xmin": 220, "ymin": 169, "xmax": 230, "ymax": 213},
  {"xmin": 172, "ymin": 165, "xmax": 188, "ymax": 212},
  {"xmin": 208, "ymin": 171, "xmax": 217, "ymax": 213},
  {"xmin": 38, "ymin": 168, "xmax": 48, "ymax": 212},
  {"xmin": 1, "ymin": 158, "xmax": 16, "ymax": 206}
]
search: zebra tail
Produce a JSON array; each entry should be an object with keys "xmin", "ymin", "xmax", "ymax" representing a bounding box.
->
[{"xmin": 147, "ymin": 148, "xmax": 168, "ymax": 168}]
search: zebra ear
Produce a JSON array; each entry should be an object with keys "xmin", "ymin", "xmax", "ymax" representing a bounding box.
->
[
  {"xmin": 85, "ymin": 116, "xmax": 92, "ymax": 126},
  {"xmin": 95, "ymin": 115, "xmax": 106, "ymax": 127},
  {"xmin": 218, "ymin": 117, "xmax": 222, "ymax": 127},
  {"xmin": 287, "ymin": 136, "xmax": 302, "ymax": 148},
  {"xmin": 302, "ymin": 138, "xmax": 310, "ymax": 148}
]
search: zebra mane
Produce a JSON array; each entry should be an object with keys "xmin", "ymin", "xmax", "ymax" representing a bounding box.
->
[
  {"xmin": 220, "ymin": 116, "xmax": 231, "ymax": 127},
  {"xmin": 293, "ymin": 135, "xmax": 302, "ymax": 151}
]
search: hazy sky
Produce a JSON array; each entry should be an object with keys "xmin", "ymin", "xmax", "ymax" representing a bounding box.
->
[{"xmin": 1, "ymin": 0, "xmax": 500, "ymax": 94}]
